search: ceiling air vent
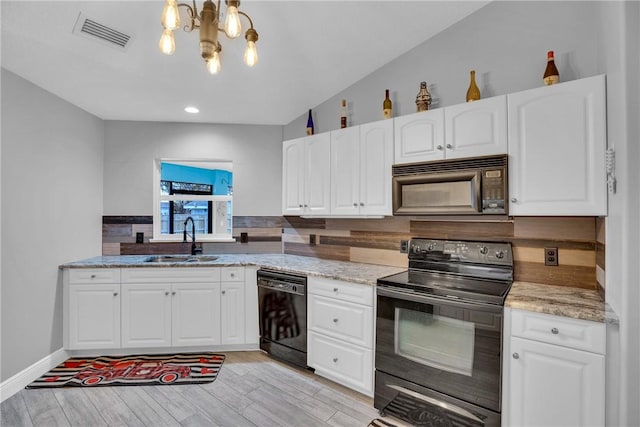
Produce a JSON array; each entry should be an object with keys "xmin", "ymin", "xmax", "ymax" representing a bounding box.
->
[{"xmin": 72, "ymin": 13, "xmax": 132, "ymax": 51}]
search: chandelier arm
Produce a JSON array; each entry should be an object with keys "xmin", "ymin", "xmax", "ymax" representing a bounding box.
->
[
  {"xmin": 237, "ymin": 10, "xmax": 254, "ymax": 29},
  {"xmin": 177, "ymin": 2, "xmax": 199, "ymax": 31}
]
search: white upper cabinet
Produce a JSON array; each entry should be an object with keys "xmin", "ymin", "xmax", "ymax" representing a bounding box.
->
[
  {"xmin": 331, "ymin": 120, "xmax": 393, "ymax": 216},
  {"xmin": 282, "ymin": 133, "xmax": 331, "ymax": 216},
  {"xmin": 508, "ymin": 75, "xmax": 607, "ymax": 215},
  {"xmin": 444, "ymin": 95, "xmax": 507, "ymax": 159},
  {"xmin": 394, "ymin": 109, "xmax": 445, "ymax": 164},
  {"xmin": 393, "ymin": 96, "xmax": 506, "ymax": 165}
]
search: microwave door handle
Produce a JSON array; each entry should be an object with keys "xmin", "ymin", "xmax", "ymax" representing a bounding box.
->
[
  {"xmin": 376, "ymin": 285, "xmax": 502, "ymax": 313},
  {"xmin": 473, "ymin": 170, "xmax": 482, "ymax": 213},
  {"xmin": 387, "ymin": 385, "xmax": 484, "ymax": 424}
]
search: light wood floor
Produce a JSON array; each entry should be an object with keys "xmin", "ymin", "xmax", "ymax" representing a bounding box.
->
[{"xmin": 1, "ymin": 351, "xmax": 397, "ymax": 427}]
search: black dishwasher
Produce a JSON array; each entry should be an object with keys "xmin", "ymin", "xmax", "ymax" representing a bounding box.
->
[{"xmin": 257, "ymin": 269, "xmax": 308, "ymax": 369}]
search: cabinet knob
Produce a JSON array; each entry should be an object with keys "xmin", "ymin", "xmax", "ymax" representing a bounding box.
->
[
  {"xmin": 353, "ymin": 203, "xmax": 358, "ymax": 207},
  {"xmin": 172, "ymin": 291, "xmax": 176, "ymax": 296},
  {"xmin": 511, "ymin": 198, "xmax": 518, "ymax": 203},
  {"xmin": 333, "ymin": 357, "xmax": 338, "ymax": 363},
  {"xmin": 165, "ymin": 291, "xmax": 170, "ymax": 296},
  {"xmin": 359, "ymin": 202, "xmax": 364, "ymax": 207},
  {"xmin": 304, "ymin": 204, "xmax": 308, "ymax": 208},
  {"xmin": 512, "ymin": 353, "xmax": 520, "ymax": 359},
  {"xmin": 90, "ymin": 274, "xmax": 96, "ymax": 279},
  {"xmin": 222, "ymin": 290, "xmax": 226, "ymax": 295},
  {"xmin": 299, "ymin": 204, "xmax": 303, "ymax": 208},
  {"xmin": 551, "ymin": 327, "xmax": 559, "ymax": 335},
  {"xmin": 230, "ymin": 273, "xmax": 235, "ymax": 277},
  {"xmin": 333, "ymin": 318, "xmax": 339, "ymax": 323},
  {"xmin": 446, "ymin": 144, "xmax": 453, "ymax": 149},
  {"xmin": 113, "ymin": 292, "xmax": 118, "ymax": 297},
  {"xmin": 437, "ymin": 145, "xmax": 444, "ymax": 151},
  {"xmin": 333, "ymin": 287, "xmax": 339, "ymax": 292}
]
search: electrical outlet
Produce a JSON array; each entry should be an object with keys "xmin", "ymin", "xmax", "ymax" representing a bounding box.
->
[
  {"xmin": 309, "ymin": 234, "xmax": 316, "ymax": 246},
  {"xmin": 400, "ymin": 240, "xmax": 409, "ymax": 253},
  {"xmin": 240, "ymin": 232, "xmax": 248, "ymax": 243},
  {"xmin": 544, "ymin": 247, "xmax": 558, "ymax": 266}
]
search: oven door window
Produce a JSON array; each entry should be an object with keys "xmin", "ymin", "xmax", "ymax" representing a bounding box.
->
[{"xmin": 395, "ymin": 307, "xmax": 474, "ymax": 376}]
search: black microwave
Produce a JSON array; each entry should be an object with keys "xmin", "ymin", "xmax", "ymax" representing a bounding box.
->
[{"xmin": 392, "ymin": 154, "xmax": 508, "ymax": 215}]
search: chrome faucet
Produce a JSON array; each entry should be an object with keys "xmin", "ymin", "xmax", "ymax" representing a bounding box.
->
[{"xmin": 183, "ymin": 216, "xmax": 203, "ymax": 256}]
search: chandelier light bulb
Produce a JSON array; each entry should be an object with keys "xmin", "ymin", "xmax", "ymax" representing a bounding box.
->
[
  {"xmin": 161, "ymin": 0, "xmax": 180, "ymax": 30},
  {"xmin": 224, "ymin": 5, "xmax": 242, "ymax": 38},
  {"xmin": 207, "ymin": 51, "xmax": 222, "ymax": 74},
  {"xmin": 244, "ymin": 40, "xmax": 258, "ymax": 67},
  {"xmin": 159, "ymin": 29, "xmax": 176, "ymax": 55}
]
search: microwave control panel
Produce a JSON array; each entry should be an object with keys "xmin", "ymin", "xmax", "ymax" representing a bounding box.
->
[{"xmin": 481, "ymin": 168, "xmax": 506, "ymax": 213}]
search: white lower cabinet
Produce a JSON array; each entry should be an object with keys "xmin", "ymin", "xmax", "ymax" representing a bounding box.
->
[
  {"xmin": 307, "ymin": 276, "xmax": 375, "ymax": 396},
  {"xmin": 67, "ymin": 283, "xmax": 121, "ymax": 350},
  {"xmin": 121, "ymin": 283, "xmax": 173, "ymax": 347},
  {"xmin": 221, "ymin": 268, "xmax": 246, "ymax": 345},
  {"xmin": 172, "ymin": 283, "xmax": 222, "ymax": 346},
  {"xmin": 503, "ymin": 308, "xmax": 605, "ymax": 426}
]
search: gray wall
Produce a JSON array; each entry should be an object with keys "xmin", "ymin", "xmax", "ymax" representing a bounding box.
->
[
  {"xmin": 103, "ymin": 121, "xmax": 283, "ymax": 216},
  {"xmin": 284, "ymin": 1, "xmax": 604, "ymax": 139},
  {"xmin": 1, "ymin": 69, "xmax": 104, "ymax": 381}
]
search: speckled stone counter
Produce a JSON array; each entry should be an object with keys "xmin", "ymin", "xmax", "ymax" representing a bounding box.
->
[
  {"xmin": 60, "ymin": 254, "xmax": 406, "ymax": 286},
  {"xmin": 506, "ymin": 281, "xmax": 618, "ymax": 324}
]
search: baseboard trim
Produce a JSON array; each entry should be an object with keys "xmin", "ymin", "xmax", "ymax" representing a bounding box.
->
[{"xmin": 0, "ymin": 348, "xmax": 70, "ymax": 403}]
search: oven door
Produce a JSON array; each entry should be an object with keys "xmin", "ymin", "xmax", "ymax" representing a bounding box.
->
[{"xmin": 375, "ymin": 285, "xmax": 503, "ymax": 412}]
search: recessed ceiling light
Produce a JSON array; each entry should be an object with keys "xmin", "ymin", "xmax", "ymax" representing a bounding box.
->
[{"xmin": 185, "ymin": 106, "xmax": 199, "ymax": 114}]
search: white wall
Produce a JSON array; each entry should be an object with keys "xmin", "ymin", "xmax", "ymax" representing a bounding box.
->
[
  {"xmin": 284, "ymin": 1, "xmax": 603, "ymax": 139},
  {"xmin": 1, "ymin": 69, "xmax": 104, "ymax": 381},
  {"xmin": 103, "ymin": 121, "xmax": 283, "ymax": 216}
]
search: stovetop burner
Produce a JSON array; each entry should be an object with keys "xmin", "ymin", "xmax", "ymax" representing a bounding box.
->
[{"xmin": 378, "ymin": 238, "xmax": 514, "ymax": 305}]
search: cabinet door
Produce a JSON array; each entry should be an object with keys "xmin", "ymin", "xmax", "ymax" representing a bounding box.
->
[
  {"xmin": 508, "ymin": 336, "xmax": 605, "ymax": 427},
  {"xmin": 360, "ymin": 119, "xmax": 393, "ymax": 215},
  {"xmin": 444, "ymin": 95, "xmax": 507, "ymax": 159},
  {"xmin": 221, "ymin": 282, "xmax": 245, "ymax": 345},
  {"xmin": 68, "ymin": 284, "xmax": 120, "ymax": 349},
  {"xmin": 394, "ymin": 110, "xmax": 445, "ymax": 164},
  {"xmin": 305, "ymin": 133, "xmax": 331, "ymax": 215},
  {"xmin": 121, "ymin": 283, "xmax": 172, "ymax": 348},
  {"xmin": 508, "ymin": 75, "xmax": 606, "ymax": 215},
  {"xmin": 282, "ymin": 137, "xmax": 306, "ymax": 215},
  {"xmin": 331, "ymin": 127, "xmax": 360, "ymax": 215},
  {"xmin": 172, "ymin": 283, "xmax": 221, "ymax": 346}
]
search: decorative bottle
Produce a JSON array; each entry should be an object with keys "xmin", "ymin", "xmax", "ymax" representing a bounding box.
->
[
  {"xmin": 340, "ymin": 99, "xmax": 347, "ymax": 128},
  {"xmin": 466, "ymin": 70, "xmax": 481, "ymax": 102},
  {"xmin": 306, "ymin": 109, "xmax": 314, "ymax": 135},
  {"xmin": 415, "ymin": 82, "xmax": 432, "ymax": 112},
  {"xmin": 543, "ymin": 50, "xmax": 560, "ymax": 85},
  {"xmin": 383, "ymin": 90, "xmax": 392, "ymax": 119}
]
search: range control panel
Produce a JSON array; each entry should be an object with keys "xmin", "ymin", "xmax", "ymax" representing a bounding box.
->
[{"xmin": 408, "ymin": 238, "xmax": 513, "ymax": 266}]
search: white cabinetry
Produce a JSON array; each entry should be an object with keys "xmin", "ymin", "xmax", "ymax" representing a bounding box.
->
[
  {"xmin": 282, "ymin": 133, "xmax": 331, "ymax": 216},
  {"xmin": 503, "ymin": 308, "xmax": 605, "ymax": 426},
  {"xmin": 65, "ymin": 268, "xmax": 121, "ymax": 350},
  {"xmin": 507, "ymin": 75, "xmax": 607, "ymax": 215},
  {"xmin": 307, "ymin": 277, "xmax": 375, "ymax": 396},
  {"xmin": 331, "ymin": 119, "xmax": 393, "ymax": 216},
  {"xmin": 393, "ymin": 96, "xmax": 506, "ymax": 164},
  {"xmin": 221, "ymin": 267, "xmax": 245, "ymax": 345}
]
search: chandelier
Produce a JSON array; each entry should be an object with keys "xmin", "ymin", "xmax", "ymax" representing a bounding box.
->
[{"xmin": 158, "ymin": 0, "xmax": 259, "ymax": 74}]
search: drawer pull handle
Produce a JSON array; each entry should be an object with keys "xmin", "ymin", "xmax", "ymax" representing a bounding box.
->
[
  {"xmin": 333, "ymin": 288, "xmax": 338, "ymax": 292},
  {"xmin": 113, "ymin": 292, "xmax": 118, "ymax": 297},
  {"xmin": 90, "ymin": 274, "xmax": 96, "ymax": 279},
  {"xmin": 551, "ymin": 327, "xmax": 559, "ymax": 335},
  {"xmin": 165, "ymin": 291, "xmax": 170, "ymax": 296},
  {"xmin": 512, "ymin": 353, "xmax": 520, "ymax": 359},
  {"xmin": 332, "ymin": 357, "xmax": 338, "ymax": 363},
  {"xmin": 333, "ymin": 318, "xmax": 338, "ymax": 323}
]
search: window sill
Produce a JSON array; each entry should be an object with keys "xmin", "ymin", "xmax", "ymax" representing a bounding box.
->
[{"xmin": 150, "ymin": 237, "xmax": 236, "ymax": 243}]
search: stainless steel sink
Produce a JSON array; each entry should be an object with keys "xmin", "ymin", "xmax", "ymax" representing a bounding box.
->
[{"xmin": 143, "ymin": 255, "xmax": 219, "ymax": 263}]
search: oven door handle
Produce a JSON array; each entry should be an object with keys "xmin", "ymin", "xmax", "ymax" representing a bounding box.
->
[
  {"xmin": 376, "ymin": 285, "xmax": 503, "ymax": 314},
  {"xmin": 388, "ymin": 385, "xmax": 485, "ymax": 424}
]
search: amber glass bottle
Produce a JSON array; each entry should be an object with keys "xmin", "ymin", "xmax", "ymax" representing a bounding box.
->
[
  {"xmin": 543, "ymin": 51, "xmax": 560, "ymax": 85},
  {"xmin": 466, "ymin": 70, "xmax": 481, "ymax": 102},
  {"xmin": 383, "ymin": 90, "xmax": 392, "ymax": 119},
  {"xmin": 340, "ymin": 99, "xmax": 347, "ymax": 128}
]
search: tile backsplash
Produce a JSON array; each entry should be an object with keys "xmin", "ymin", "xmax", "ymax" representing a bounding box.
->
[{"xmin": 103, "ymin": 215, "xmax": 603, "ymax": 291}]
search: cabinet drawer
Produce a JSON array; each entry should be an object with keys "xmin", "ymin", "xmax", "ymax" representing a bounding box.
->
[
  {"xmin": 308, "ymin": 277, "xmax": 373, "ymax": 306},
  {"xmin": 121, "ymin": 268, "xmax": 221, "ymax": 283},
  {"xmin": 68, "ymin": 268, "xmax": 120, "ymax": 284},
  {"xmin": 511, "ymin": 309, "xmax": 605, "ymax": 354},
  {"xmin": 221, "ymin": 267, "xmax": 244, "ymax": 282},
  {"xmin": 308, "ymin": 294, "xmax": 373, "ymax": 348},
  {"xmin": 308, "ymin": 331, "xmax": 373, "ymax": 396}
]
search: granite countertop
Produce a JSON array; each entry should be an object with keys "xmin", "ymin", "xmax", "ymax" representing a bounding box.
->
[
  {"xmin": 506, "ymin": 281, "xmax": 618, "ymax": 324},
  {"xmin": 60, "ymin": 254, "xmax": 406, "ymax": 286}
]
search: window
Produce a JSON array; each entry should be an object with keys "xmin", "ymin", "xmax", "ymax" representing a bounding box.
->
[{"xmin": 153, "ymin": 159, "xmax": 233, "ymax": 242}]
